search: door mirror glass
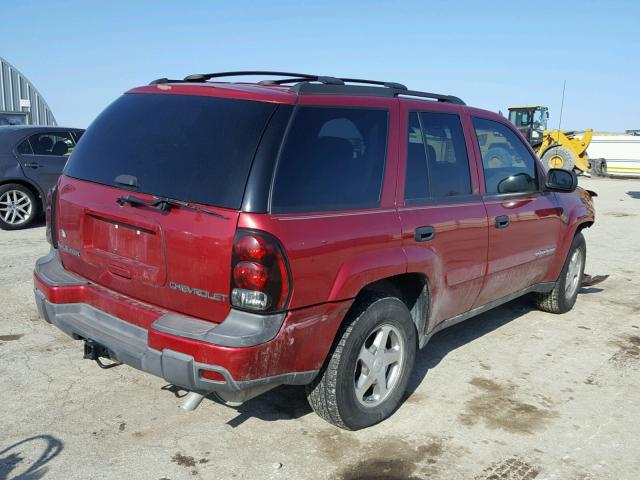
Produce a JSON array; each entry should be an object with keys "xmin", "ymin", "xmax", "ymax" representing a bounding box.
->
[
  {"xmin": 497, "ymin": 172, "xmax": 535, "ymax": 194},
  {"xmin": 545, "ymin": 168, "xmax": 577, "ymax": 192}
]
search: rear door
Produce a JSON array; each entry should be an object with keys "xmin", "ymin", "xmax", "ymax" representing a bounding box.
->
[
  {"xmin": 471, "ymin": 116, "xmax": 564, "ymax": 306},
  {"xmin": 397, "ymin": 104, "xmax": 488, "ymax": 329},
  {"xmin": 16, "ymin": 130, "xmax": 76, "ymax": 194},
  {"xmin": 56, "ymin": 92, "xmax": 280, "ymax": 324}
]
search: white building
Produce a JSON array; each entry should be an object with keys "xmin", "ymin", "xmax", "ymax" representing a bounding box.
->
[{"xmin": 0, "ymin": 56, "xmax": 56, "ymax": 126}]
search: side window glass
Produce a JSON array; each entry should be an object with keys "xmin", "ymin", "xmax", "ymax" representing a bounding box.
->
[
  {"xmin": 404, "ymin": 112, "xmax": 430, "ymax": 203},
  {"xmin": 271, "ymin": 107, "xmax": 388, "ymax": 213},
  {"xmin": 29, "ymin": 132, "xmax": 76, "ymax": 157},
  {"xmin": 16, "ymin": 139, "xmax": 33, "ymax": 155},
  {"xmin": 419, "ymin": 112, "xmax": 472, "ymax": 197},
  {"xmin": 473, "ymin": 118, "xmax": 537, "ymax": 194},
  {"xmin": 404, "ymin": 111, "xmax": 471, "ymax": 203}
]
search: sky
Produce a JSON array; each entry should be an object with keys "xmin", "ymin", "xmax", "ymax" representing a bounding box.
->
[{"xmin": 3, "ymin": 0, "xmax": 639, "ymax": 131}]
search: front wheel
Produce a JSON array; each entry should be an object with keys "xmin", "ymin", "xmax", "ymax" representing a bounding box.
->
[
  {"xmin": 535, "ymin": 233, "xmax": 586, "ymax": 314},
  {"xmin": 306, "ymin": 295, "xmax": 417, "ymax": 430}
]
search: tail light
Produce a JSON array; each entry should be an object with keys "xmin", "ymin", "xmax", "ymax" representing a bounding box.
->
[
  {"xmin": 230, "ymin": 230, "xmax": 291, "ymax": 312},
  {"xmin": 45, "ymin": 186, "xmax": 58, "ymax": 248}
]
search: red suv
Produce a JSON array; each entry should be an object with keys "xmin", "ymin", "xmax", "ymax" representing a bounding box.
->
[{"xmin": 33, "ymin": 72, "xmax": 595, "ymax": 430}]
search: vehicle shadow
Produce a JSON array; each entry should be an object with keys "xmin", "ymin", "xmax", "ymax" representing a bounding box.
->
[
  {"xmin": 0, "ymin": 435, "xmax": 63, "ymax": 480},
  {"xmin": 405, "ymin": 296, "xmax": 534, "ymax": 398},
  {"xmin": 626, "ymin": 191, "xmax": 640, "ymax": 199},
  {"xmin": 222, "ymin": 385, "xmax": 313, "ymax": 427}
]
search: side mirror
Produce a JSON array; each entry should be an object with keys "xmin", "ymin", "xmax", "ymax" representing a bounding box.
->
[
  {"xmin": 497, "ymin": 173, "xmax": 535, "ymax": 194},
  {"xmin": 545, "ymin": 168, "xmax": 577, "ymax": 192}
]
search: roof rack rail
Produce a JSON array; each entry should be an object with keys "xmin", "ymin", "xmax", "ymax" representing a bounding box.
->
[
  {"xmin": 289, "ymin": 83, "xmax": 465, "ymax": 105},
  {"xmin": 148, "ymin": 71, "xmax": 464, "ymax": 104},
  {"xmin": 258, "ymin": 76, "xmax": 408, "ymax": 90},
  {"xmin": 186, "ymin": 71, "xmax": 345, "ymax": 84},
  {"xmin": 150, "ymin": 71, "xmax": 344, "ymax": 86}
]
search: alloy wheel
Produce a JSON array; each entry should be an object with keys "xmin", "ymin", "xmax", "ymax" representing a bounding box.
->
[
  {"xmin": 565, "ymin": 248, "xmax": 583, "ymax": 299},
  {"xmin": 354, "ymin": 323, "xmax": 405, "ymax": 408},
  {"xmin": 0, "ymin": 190, "xmax": 33, "ymax": 226}
]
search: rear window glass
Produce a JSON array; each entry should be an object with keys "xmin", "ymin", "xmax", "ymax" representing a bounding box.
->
[
  {"xmin": 271, "ymin": 106, "xmax": 388, "ymax": 213},
  {"xmin": 64, "ymin": 93, "xmax": 277, "ymax": 209}
]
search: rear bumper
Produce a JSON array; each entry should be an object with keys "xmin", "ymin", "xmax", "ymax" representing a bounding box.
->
[
  {"xmin": 33, "ymin": 250, "xmax": 351, "ymax": 401},
  {"xmin": 34, "ymin": 290, "xmax": 314, "ymax": 400}
]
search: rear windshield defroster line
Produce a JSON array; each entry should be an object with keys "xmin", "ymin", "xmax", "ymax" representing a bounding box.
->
[{"xmin": 64, "ymin": 93, "xmax": 278, "ymax": 210}]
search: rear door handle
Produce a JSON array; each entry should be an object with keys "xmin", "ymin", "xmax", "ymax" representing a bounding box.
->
[
  {"xmin": 495, "ymin": 215, "xmax": 510, "ymax": 229},
  {"xmin": 415, "ymin": 226, "xmax": 435, "ymax": 242},
  {"xmin": 23, "ymin": 162, "xmax": 41, "ymax": 169}
]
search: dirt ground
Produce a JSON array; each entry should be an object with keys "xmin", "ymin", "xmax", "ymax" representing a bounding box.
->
[{"xmin": 1, "ymin": 177, "xmax": 639, "ymax": 480}]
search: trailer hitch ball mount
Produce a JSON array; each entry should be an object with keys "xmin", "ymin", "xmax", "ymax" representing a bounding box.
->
[{"xmin": 83, "ymin": 339, "xmax": 122, "ymax": 369}]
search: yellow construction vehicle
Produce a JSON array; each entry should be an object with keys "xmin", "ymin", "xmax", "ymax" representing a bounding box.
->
[{"xmin": 507, "ymin": 106, "xmax": 594, "ymax": 174}]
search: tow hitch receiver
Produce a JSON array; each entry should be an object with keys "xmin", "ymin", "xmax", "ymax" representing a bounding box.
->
[{"xmin": 83, "ymin": 339, "xmax": 122, "ymax": 369}]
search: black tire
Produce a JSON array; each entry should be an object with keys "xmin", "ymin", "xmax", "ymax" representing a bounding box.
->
[
  {"xmin": 535, "ymin": 233, "xmax": 586, "ymax": 314},
  {"xmin": 541, "ymin": 146, "xmax": 576, "ymax": 172},
  {"xmin": 306, "ymin": 294, "xmax": 417, "ymax": 430},
  {"xmin": 0, "ymin": 183, "xmax": 39, "ymax": 230},
  {"xmin": 591, "ymin": 158, "xmax": 607, "ymax": 177}
]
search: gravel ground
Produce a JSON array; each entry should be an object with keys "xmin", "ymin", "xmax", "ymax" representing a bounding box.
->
[{"xmin": 1, "ymin": 177, "xmax": 639, "ymax": 480}]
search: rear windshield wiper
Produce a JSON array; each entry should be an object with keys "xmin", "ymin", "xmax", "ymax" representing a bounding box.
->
[{"xmin": 116, "ymin": 194, "xmax": 229, "ymax": 219}]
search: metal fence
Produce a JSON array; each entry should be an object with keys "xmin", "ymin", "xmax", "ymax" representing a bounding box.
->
[{"xmin": 0, "ymin": 56, "xmax": 56, "ymax": 126}]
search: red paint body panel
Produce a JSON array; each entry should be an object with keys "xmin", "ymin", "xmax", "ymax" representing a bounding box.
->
[{"xmin": 56, "ymin": 176, "xmax": 238, "ymax": 323}]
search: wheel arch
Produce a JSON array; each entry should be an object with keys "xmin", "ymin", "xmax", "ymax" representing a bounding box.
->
[{"xmin": 356, "ymin": 272, "xmax": 430, "ymax": 347}]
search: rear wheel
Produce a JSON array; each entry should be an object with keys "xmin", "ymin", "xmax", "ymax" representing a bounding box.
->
[
  {"xmin": 306, "ymin": 294, "xmax": 417, "ymax": 430},
  {"xmin": 541, "ymin": 146, "xmax": 576, "ymax": 171},
  {"xmin": 535, "ymin": 233, "xmax": 586, "ymax": 314},
  {"xmin": 0, "ymin": 184, "xmax": 38, "ymax": 230}
]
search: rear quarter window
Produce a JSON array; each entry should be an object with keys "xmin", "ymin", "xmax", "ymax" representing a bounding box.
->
[{"xmin": 271, "ymin": 106, "xmax": 389, "ymax": 213}]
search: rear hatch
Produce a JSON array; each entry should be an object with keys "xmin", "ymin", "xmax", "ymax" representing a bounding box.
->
[{"xmin": 56, "ymin": 90, "xmax": 279, "ymax": 322}]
